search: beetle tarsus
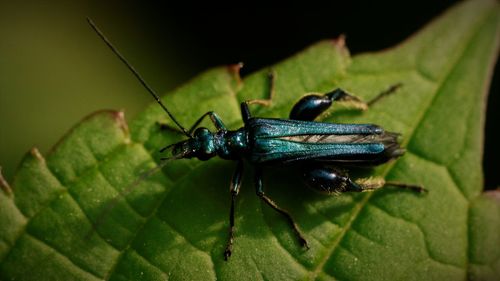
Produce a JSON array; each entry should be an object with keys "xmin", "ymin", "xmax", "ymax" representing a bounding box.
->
[
  {"xmin": 385, "ymin": 181, "xmax": 427, "ymax": 193},
  {"xmin": 367, "ymin": 83, "xmax": 403, "ymax": 106},
  {"xmin": 299, "ymin": 236, "xmax": 310, "ymax": 250},
  {"xmin": 257, "ymin": 190, "xmax": 308, "ymax": 250},
  {"xmin": 224, "ymin": 234, "xmax": 233, "ymax": 261}
]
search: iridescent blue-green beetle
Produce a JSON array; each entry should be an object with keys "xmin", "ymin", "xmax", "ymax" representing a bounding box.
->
[{"xmin": 88, "ymin": 19, "xmax": 425, "ymax": 260}]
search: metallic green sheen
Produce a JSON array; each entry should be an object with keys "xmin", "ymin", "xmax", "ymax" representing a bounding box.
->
[
  {"xmin": 246, "ymin": 118, "xmax": 393, "ymax": 164},
  {"xmin": 249, "ymin": 118, "xmax": 383, "ymax": 138},
  {"xmin": 251, "ymin": 139, "xmax": 385, "ymax": 163}
]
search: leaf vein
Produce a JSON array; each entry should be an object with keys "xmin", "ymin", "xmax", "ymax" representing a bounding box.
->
[
  {"xmin": 26, "ymin": 233, "xmax": 102, "ymax": 280},
  {"xmin": 369, "ymin": 203, "xmax": 464, "ymax": 270},
  {"xmin": 309, "ymin": 8, "xmax": 493, "ymax": 278},
  {"xmin": 104, "ymin": 156, "xmax": 217, "ymax": 280},
  {"xmin": 154, "ymin": 214, "xmax": 211, "ymax": 257},
  {"xmin": 128, "ymin": 249, "xmax": 172, "ymax": 280},
  {"xmin": 406, "ymin": 149, "xmax": 468, "ymax": 201}
]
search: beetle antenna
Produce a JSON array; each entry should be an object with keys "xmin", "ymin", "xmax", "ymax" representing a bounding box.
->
[{"xmin": 86, "ymin": 17, "xmax": 191, "ymax": 138}]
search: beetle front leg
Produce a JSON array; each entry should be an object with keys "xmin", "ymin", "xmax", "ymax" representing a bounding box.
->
[
  {"xmin": 155, "ymin": 121, "xmax": 186, "ymax": 135},
  {"xmin": 159, "ymin": 111, "xmax": 227, "ymax": 153},
  {"xmin": 188, "ymin": 111, "xmax": 226, "ymax": 135},
  {"xmin": 224, "ymin": 160, "xmax": 244, "ymax": 261},
  {"xmin": 254, "ymin": 167, "xmax": 309, "ymax": 249}
]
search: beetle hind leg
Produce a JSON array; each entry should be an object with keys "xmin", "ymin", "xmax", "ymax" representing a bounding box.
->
[
  {"xmin": 302, "ymin": 166, "xmax": 363, "ymax": 194},
  {"xmin": 290, "ymin": 83, "xmax": 405, "ymax": 121},
  {"xmin": 289, "ymin": 88, "xmax": 367, "ymax": 121},
  {"xmin": 367, "ymin": 83, "xmax": 402, "ymax": 107},
  {"xmin": 302, "ymin": 166, "xmax": 426, "ymax": 194}
]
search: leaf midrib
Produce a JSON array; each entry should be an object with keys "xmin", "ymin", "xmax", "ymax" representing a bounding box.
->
[
  {"xmin": 307, "ymin": 8, "xmax": 495, "ymax": 280},
  {"xmin": 1, "ymin": 4, "xmax": 496, "ymax": 280}
]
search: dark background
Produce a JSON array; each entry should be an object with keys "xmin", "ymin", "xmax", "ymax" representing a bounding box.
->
[{"xmin": 1, "ymin": 1, "xmax": 498, "ymax": 188}]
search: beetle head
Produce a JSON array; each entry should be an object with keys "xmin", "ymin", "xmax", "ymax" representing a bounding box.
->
[{"xmin": 172, "ymin": 127, "xmax": 216, "ymax": 161}]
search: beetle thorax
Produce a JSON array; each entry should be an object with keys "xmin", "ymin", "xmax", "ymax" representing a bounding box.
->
[
  {"xmin": 172, "ymin": 127, "xmax": 248, "ymax": 161},
  {"xmin": 216, "ymin": 128, "xmax": 249, "ymax": 160}
]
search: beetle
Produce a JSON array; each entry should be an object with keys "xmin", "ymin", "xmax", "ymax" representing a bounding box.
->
[{"xmin": 88, "ymin": 18, "xmax": 425, "ymax": 260}]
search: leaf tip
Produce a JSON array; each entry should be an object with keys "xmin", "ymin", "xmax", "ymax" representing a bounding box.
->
[
  {"xmin": 226, "ymin": 62, "xmax": 243, "ymax": 86},
  {"xmin": 485, "ymin": 189, "xmax": 500, "ymax": 202},
  {"xmin": 0, "ymin": 166, "xmax": 12, "ymax": 195},
  {"xmin": 113, "ymin": 110, "xmax": 130, "ymax": 137},
  {"xmin": 29, "ymin": 147, "xmax": 44, "ymax": 162},
  {"xmin": 330, "ymin": 34, "xmax": 346, "ymax": 49}
]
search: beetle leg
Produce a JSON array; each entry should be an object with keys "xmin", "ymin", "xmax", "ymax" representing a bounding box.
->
[
  {"xmin": 254, "ymin": 167, "xmax": 309, "ymax": 249},
  {"xmin": 356, "ymin": 177, "xmax": 427, "ymax": 193},
  {"xmin": 289, "ymin": 83, "xmax": 404, "ymax": 121},
  {"xmin": 240, "ymin": 102, "xmax": 252, "ymax": 123},
  {"xmin": 240, "ymin": 70, "xmax": 275, "ymax": 124},
  {"xmin": 155, "ymin": 121, "xmax": 185, "ymax": 134},
  {"xmin": 156, "ymin": 122, "xmax": 187, "ymax": 153},
  {"xmin": 245, "ymin": 70, "xmax": 276, "ymax": 107},
  {"xmin": 224, "ymin": 160, "xmax": 244, "ymax": 261},
  {"xmin": 366, "ymin": 83, "xmax": 402, "ymax": 107},
  {"xmin": 302, "ymin": 165, "xmax": 426, "ymax": 194},
  {"xmin": 289, "ymin": 88, "xmax": 367, "ymax": 121},
  {"xmin": 157, "ymin": 112, "xmax": 226, "ymax": 152},
  {"xmin": 302, "ymin": 166, "xmax": 365, "ymax": 194},
  {"xmin": 188, "ymin": 111, "xmax": 227, "ymax": 135}
]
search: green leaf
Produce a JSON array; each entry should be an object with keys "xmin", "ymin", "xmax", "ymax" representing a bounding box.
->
[{"xmin": 1, "ymin": 0, "xmax": 499, "ymax": 280}]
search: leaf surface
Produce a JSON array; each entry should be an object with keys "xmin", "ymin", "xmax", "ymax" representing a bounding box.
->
[{"xmin": 1, "ymin": 0, "xmax": 499, "ymax": 280}]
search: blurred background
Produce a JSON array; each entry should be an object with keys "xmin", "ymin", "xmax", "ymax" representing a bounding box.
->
[{"xmin": 0, "ymin": 0, "xmax": 498, "ymax": 187}]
